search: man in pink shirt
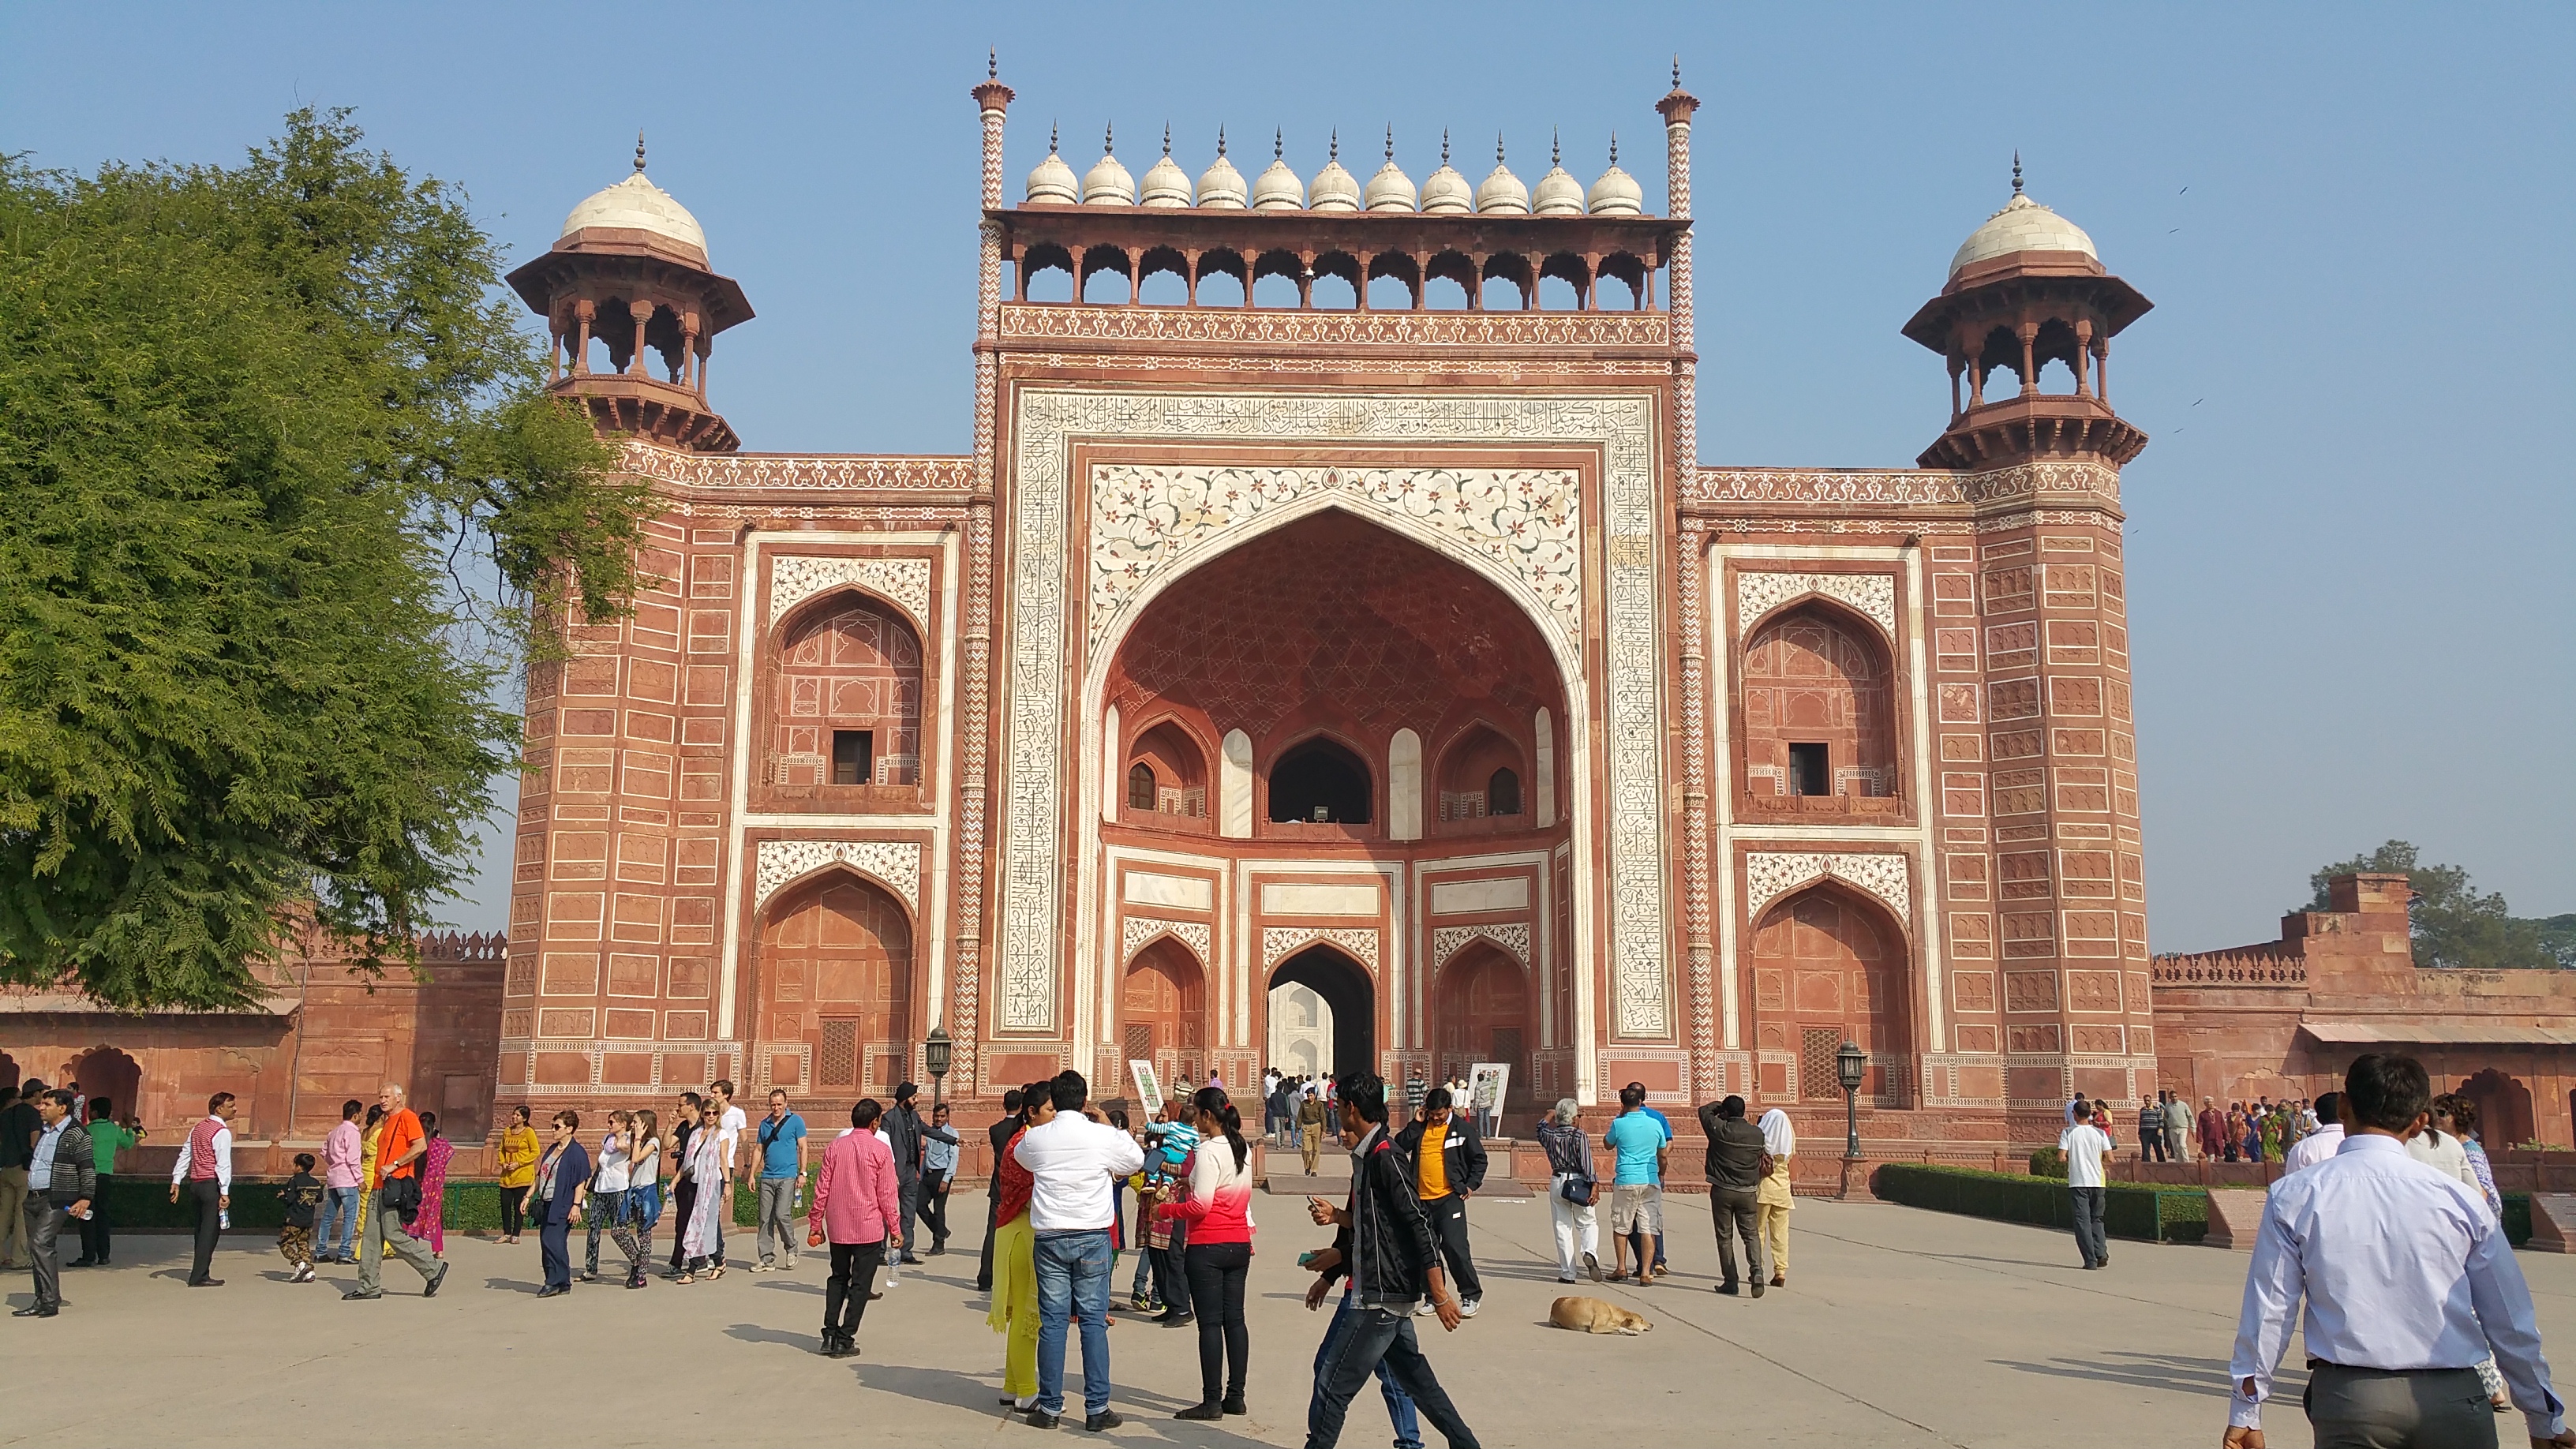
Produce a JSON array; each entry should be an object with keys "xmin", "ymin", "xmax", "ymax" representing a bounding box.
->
[
  {"xmin": 319, "ymin": 1099, "xmax": 364, "ymax": 1264},
  {"xmin": 808, "ymin": 1099, "xmax": 901, "ymax": 1358}
]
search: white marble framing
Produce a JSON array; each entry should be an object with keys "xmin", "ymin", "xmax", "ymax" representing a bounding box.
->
[
  {"xmin": 999, "ymin": 388, "xmax": 1672, "ymax": 1069},
  {"xmin": 719, "ymin": 530, "xmax": 959, "ymax": 1040}
]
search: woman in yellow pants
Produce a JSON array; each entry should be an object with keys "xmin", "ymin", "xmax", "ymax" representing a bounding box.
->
[{"xmin": 1755, "ymin": 1107, "xmax": 1795, "ymax": 1287}]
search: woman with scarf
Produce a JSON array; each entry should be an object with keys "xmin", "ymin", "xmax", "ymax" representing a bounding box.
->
[
  {"xmin": 1755, "ymin": 1106, "xmax": 1795, "ymax": 1290},
  {"xmin": 531, "ymin": 1110, "xmax": 590, "ymax": 1297},
  {"xmin": 676, "ymin": 1099, "xmax": 731, "ymax": 1282},
  {"xmin": 406, "ymin": 1112, "xmax": 455, "ymax": 1256},
  {"xmin": 986, "ymin": 1083, "xmax": 1043, "ymax": 1411},
  {"xmin": 611, "ymin": 1108, "xmax": 663, "ymax": 1290},
  {"xmin": 1536, "ymin": 1097, "xmax": 1599, "ymax": 1283}
]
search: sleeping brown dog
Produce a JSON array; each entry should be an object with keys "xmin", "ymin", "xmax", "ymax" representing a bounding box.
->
[{"xmin": 1549, "ymin": 1295, "xmax": 1653, "ymax": 1335}]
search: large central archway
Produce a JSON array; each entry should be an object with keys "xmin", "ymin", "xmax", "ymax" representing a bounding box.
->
[{"xmin": 1271, "ymin": 946, "xmax": 1374, "ymax": 1082}]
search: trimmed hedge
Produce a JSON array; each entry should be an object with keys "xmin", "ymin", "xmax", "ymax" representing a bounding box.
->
[
  {"xmin": 1880, "ymin": 1164, "xmax": 2540, "ymax": 1249},
  {"xmin": 1876, "ymin": 1163, "xmax": 2208, "ymax": 1244}
]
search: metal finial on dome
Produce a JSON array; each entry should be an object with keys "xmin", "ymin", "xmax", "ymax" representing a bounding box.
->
[
  {"xmin": 1673, "ymin": 54, "xmax": 1682, "ymax": 88},
  {"xmin": 1441, "ymin": 129, "xmax": 1451, "ymax": 165},
  {"xmin": 1104, "ymin": 122, "xmax": 1114, "ymax": 155},
  {"xmin": 1609, "ymin": 132, "xmax": 1619, "ymax": 165},
  {"xmin": 634, "ymin": 132, "xmax": 647, "ymax": 173},
  {"xmin": 1385, "ymin": 125, "xmax": 1395, "ymax": 162},
  {"xmin": 988, "ymin": 47, "xmax": 997, "ymax": 80},
  {"xmin": 1330, "ymin": 127, "xmax": 1339, "ymax": 162},
  {"xmin": 1274, "ymin": 127, "xmax": 1283, "ymax": 161},
  {"xmin": 1217, "ymin": 124, "xmax": 1227, "ymax": 157},
  {"xmin": 1163, "ymin": 124, "xmax": 1171, "ymax": 157},
  {"xmin": 1552, "ymin": 128, "xmax": 1560, "ymax": 166},
  {"xmin": 1496, "ymin": 133, "xmax": 1507, "ymax": 163},
  {"xmin": 1049, "ymin": 122, "xmax": 1058, "ymax": 153},
  {"xmin": 2012, "ymin": 150, "xmax": 2024, "ymax": 195}
]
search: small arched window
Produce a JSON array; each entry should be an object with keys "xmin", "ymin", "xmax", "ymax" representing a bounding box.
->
[
  {"xmin": 1487, "ymin": 767, "xmax": 1522, "ymax": 817},
  {"xmin": 1127, "ymin": 762, "xmax": 1157, "ymax": 811}
]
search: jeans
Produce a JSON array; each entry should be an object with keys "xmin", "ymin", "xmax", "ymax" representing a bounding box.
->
[
  {"xmin": 1421, "ymin": 1196, "xmax": 1481, "ymax": 1301},
  {"xmin": 1548, "ymin": 1178, "xmax": 1598, "ymax": 1279},
  {"xmin": 0, "ymin": 1166, "xmax": 26, "ymax": 1266},
  {"xmin": 979, "ymin": 1181, "xmax": 1002, "ymax": 1292},
  {"xmin": 1307, "ymin": 1297, "xmax": 1479, "ymax": 1449},
  {"xmin": 321, "ymin": 1185, "xmax": 360, "ymax": 1260},
  {"xmin": 757, "ymin": 1178, "xmax": 799, "ymax": 1264},
  {"xmin": 585, "ymin": 1187, "xmax": 626, "ymax": 1275},
  {"xmin": 1710, "ymin": 1185, "xmax": 1764, "ymax": 1287},
  {"xmin": 824, "ymin": 1239, "xmax": 886, "ymax": 1337},
  {"xmin": 1314, "ymin": 1291, "xmax": 1422, "ymax": 1449},
  {"xmin": 1032, "ymin": 1229, "xmax": 1114, "ymax": 1417},
  {"xmin": 358, "ymin": 1202, "xmax": 441, "ymax": 1292},
  {"xmin": 1183, "ymin": 1241, "xmax": 1251, "ymax": 1405},
  {"xmin": 2069, "ymin": 1185, "xmax": 2108, "ymax": 1267}
]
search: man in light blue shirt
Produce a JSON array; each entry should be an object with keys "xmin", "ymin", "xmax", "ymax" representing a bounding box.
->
[
  {"xmin": 751, "ymin": 1090, "xmax": 808, "ymax": 1271},
  {"xmin": 2227, "ymin": 1053, "xmax": 2574, "ymax": 1449},
  {"xmin": 1601, "ymin": 1084, "xmax": 1669, "ymax": 1285}
]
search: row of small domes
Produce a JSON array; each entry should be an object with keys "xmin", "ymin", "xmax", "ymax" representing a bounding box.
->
[{"xmin": 1028, "ymin": 126, "xmax": 1646, "ymax": 216}]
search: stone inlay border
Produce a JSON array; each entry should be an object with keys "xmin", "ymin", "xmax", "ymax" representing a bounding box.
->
[
  {"xmin": 768, "ymin": 555, "xmax": 934, "ymax": 630},
  {"xmin": 1121, "ymin": 915, "xmax": 1213, "ymax": 964},
  {"xmin": 1735, "ymin": 570, "xmax": 1897, "ymax": 638},
  {"xmin": 1262, "ymin": 927, "xmax": 1382, "ymax": 970},
  {"xmin": 1741, "ymin": 852, "xmax": 1911, "ymax": 925},
  {"xmin": 751, "ymin": 840, "xmax": 923, "ymax": 915},
  {"xmin": 1430, "ymin": 923, "xmax": 1533, "ymax": 971}
]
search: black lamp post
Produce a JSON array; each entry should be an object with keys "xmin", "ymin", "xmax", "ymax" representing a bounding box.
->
[
  {"xmin": 1836, "ymin": 1039, "xmax": 1867, "ymax": 1161},
  {"xmin": 925, "ymin": 1028, "xmax": 952, "ymax": 1109}
]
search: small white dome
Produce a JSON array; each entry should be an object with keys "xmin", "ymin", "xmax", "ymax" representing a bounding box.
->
[
  {"xmin": 560, "ymin": 144, "xmax": 708, "ymax": 258},
  {"xmin": 1252, "ymin": 130, "xmax": 1303, "ymax": 212},
  {"xmin": 1197, "ymin": 130, "xmax": 1247, "ymax": 209},
  {"xmin": 1365, "ymin": 159, "xmax": 1417, "ymax": 213},
  {"xmin": 1421, "ymin": 133, "xmax": 1471, "ymax": 215},
  {"xmin": 1025, "ymin": 125, "xmax": 1078, "ymax": 205},
  {"xmin": 1475, "ymin": 137, "xmax": 1529, "ymax": 215},
  {"xmin": 1140, "ymin": 128, "xmax": 1192, "ymax": 208},
  {"xmin": 1949, "ymin": 173, "xmax": 2099, "ymax": 278},
  {"xmin": 1081, "ymin": 127, "xmax": 1135, "ymax": 206},
  {"xmin": 1586, "ymin": 136, "xmax": 1642, "ymax": 215},
  {"xmin": 1309, "ymin": 132, "xmax": 1360, "ymax": 213},
  {"xmin": 1531, "ymin": 134, "xmax": 1583, "ymax": 216}
]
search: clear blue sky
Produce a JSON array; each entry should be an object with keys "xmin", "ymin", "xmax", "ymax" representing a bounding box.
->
[{"xmin": 6, "ymin": 4, "xmax": 2568, "ymax": 950}]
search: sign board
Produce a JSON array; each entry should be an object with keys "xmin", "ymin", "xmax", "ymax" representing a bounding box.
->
[
  {"xmin": 1467, "ymin": 1063, "xmax": 1511, "ymax": 1136},
  {"xmin": 1127, "ymin": 1059, "xmax": 1164, "ymax": 1118}
]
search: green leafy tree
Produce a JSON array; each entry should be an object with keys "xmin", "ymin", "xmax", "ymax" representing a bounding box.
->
[
  {"xmin": 0, "ymin": 109, "xmax": 653, "ymax": 1009},
  {"xmin": 2302, "ymin": 840, "xmax": 2563, "ymax": 972}
]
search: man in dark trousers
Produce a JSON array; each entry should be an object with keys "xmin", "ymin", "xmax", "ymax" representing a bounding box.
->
[
  {"xmin": 168, "ymin": 1091, "xmax": 237, "ymax": 1286},
  {"xmin": 879, "ymin": 1083, "xmax": 957, "ymax": 1266},
  {"xmin": 1392, "ymin": 1086, "xmax": 1487, "ymax": 1317},
  {"xmin": 1698, "ymin": 1094, "xmax": 1769, "ymax": 1297},
  {"xmin": 664, "ymin": 1090, "xmax": 702, "ymax": 1279},
  {"xmin": 1302, "ymin": 1071, "xmax": 1480, "ymax": 1449},
  {"xmin": 977, "ymin": 1088, "xmax": 1024, "ymax": 1293},
  {"xmin": 18, "ymin": 1089, "xmax": 93, "ymax": 1317}
]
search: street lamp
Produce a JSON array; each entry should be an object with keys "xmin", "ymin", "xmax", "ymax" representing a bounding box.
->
[
  {"xmin": 925, "ymin": 1028, "xmax": 953, "ymax": 1109},
  {"xmin": 1836, "ymin": 1040, "xmax": 1867, "ymax": 1161}
]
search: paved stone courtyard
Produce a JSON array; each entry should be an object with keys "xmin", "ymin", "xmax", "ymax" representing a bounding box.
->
[{"xmin": 12, "ymin": 1193, "xmax": 2575, "ymax": 1447}]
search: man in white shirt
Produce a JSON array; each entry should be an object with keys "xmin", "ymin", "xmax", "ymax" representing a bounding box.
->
[
  {"xmin": 2227, "ymin": 1053, "xmax": 2575, "ymax": 1449},
  {"xmin": 711, "ymin": 1079, "xmax": 748, "ymax": 1178},
  {"xmin": 1012, "ymin": 1071, "xmax": 1146, "ymax": 1431},
  {"xmin": 2057, "ymin": 1099, "xmax": 2114, "ymax": 1271},
  {"xmin": 2280, "ymin": 1090, "xmax": 2345, "ymax": 1176},
  {"xmin": 169, "ymin": 1091, "xmax": 238, "ymax": 1287}
]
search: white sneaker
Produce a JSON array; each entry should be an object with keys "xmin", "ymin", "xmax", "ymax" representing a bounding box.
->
[
  {"xmin": 1415, "ymin": 1300, "xmax": 1436, "ymax": 1316},
  {"xmin": 1459, "ymin": 1297, "xmax": 1480, "ymax": 1318}
]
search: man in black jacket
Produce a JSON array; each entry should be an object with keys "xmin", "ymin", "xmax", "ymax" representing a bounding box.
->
[
  {"xmin": 1302, "ymin": 1072, "xmax": 1480, "ymax": 1449},
  {"xmin": 1698, "ymin": 1094, "xmax": 1769, "ymax": 1297},
  {"xmin": 976, "ymin": 1088, "xmax": 1025, "ymax": 1293},
  {"xmin": 1392, "ymin": 1087, "xmax": 1486, "ymax": 1316},
  {"xmin": 882, "ymin": 1083, "xmax": 957, "ymax": 1266},
  {"xmin": 20, "ymin": 1089, "xmax": 94, "ymax": 1317}
]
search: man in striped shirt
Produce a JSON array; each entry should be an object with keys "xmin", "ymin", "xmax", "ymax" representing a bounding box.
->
[{"xmin": 168, "ymin": 1092, "xmax": 237, "ymax": 1287}]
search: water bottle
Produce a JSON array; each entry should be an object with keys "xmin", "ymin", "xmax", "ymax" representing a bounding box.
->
[{"xmin": 219, "ymin": 1208, "xmax": 231, "ymax": 1230}]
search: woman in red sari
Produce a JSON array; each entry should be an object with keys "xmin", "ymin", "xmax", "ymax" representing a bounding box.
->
[{"xmin": 407, "ymin": 1111, "xmax": 457, "ymax": 1255}]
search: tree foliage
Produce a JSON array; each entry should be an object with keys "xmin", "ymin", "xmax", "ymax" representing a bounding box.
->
[
  {"xmin": 0, "ymin": 109, "xmax": 652, "ymax": 1009},
  {"xmin": 2303, "ymin": 840, "xmax": 2570, "ymax": 971}
]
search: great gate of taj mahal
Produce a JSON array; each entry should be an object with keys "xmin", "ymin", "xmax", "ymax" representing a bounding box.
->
[{"xmin": 491, "ymin": 59, "xmax": 2165, "ymax": 1155}]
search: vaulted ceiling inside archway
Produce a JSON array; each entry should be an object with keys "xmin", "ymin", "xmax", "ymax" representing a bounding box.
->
[{"xmin": 1106, "ymin": 511, "xmax": 1564, "ymax": 742}]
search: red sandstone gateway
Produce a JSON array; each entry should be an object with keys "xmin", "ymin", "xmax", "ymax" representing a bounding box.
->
[{"xmin": 62, "ymin": 61, "xmax": 2415, "ymax": 1182}]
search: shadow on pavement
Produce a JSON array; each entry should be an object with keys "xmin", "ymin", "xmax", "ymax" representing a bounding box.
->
[
  {"xmin": 481, "ymin": 1276, "xmax": 544, "ymax": 1293},
  {"xmin": 1990, "ymin": 1348, "xmax": 2256, "ymax": 1399},
  {"xmin": 844, "ymin": 1362, "xmax": 1273, "ymax": 1444}
]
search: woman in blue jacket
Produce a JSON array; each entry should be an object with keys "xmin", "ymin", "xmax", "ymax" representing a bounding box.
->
[{"xmin": 532, "ymin": 1110, "xmax": 590, "ymax": 1297}]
